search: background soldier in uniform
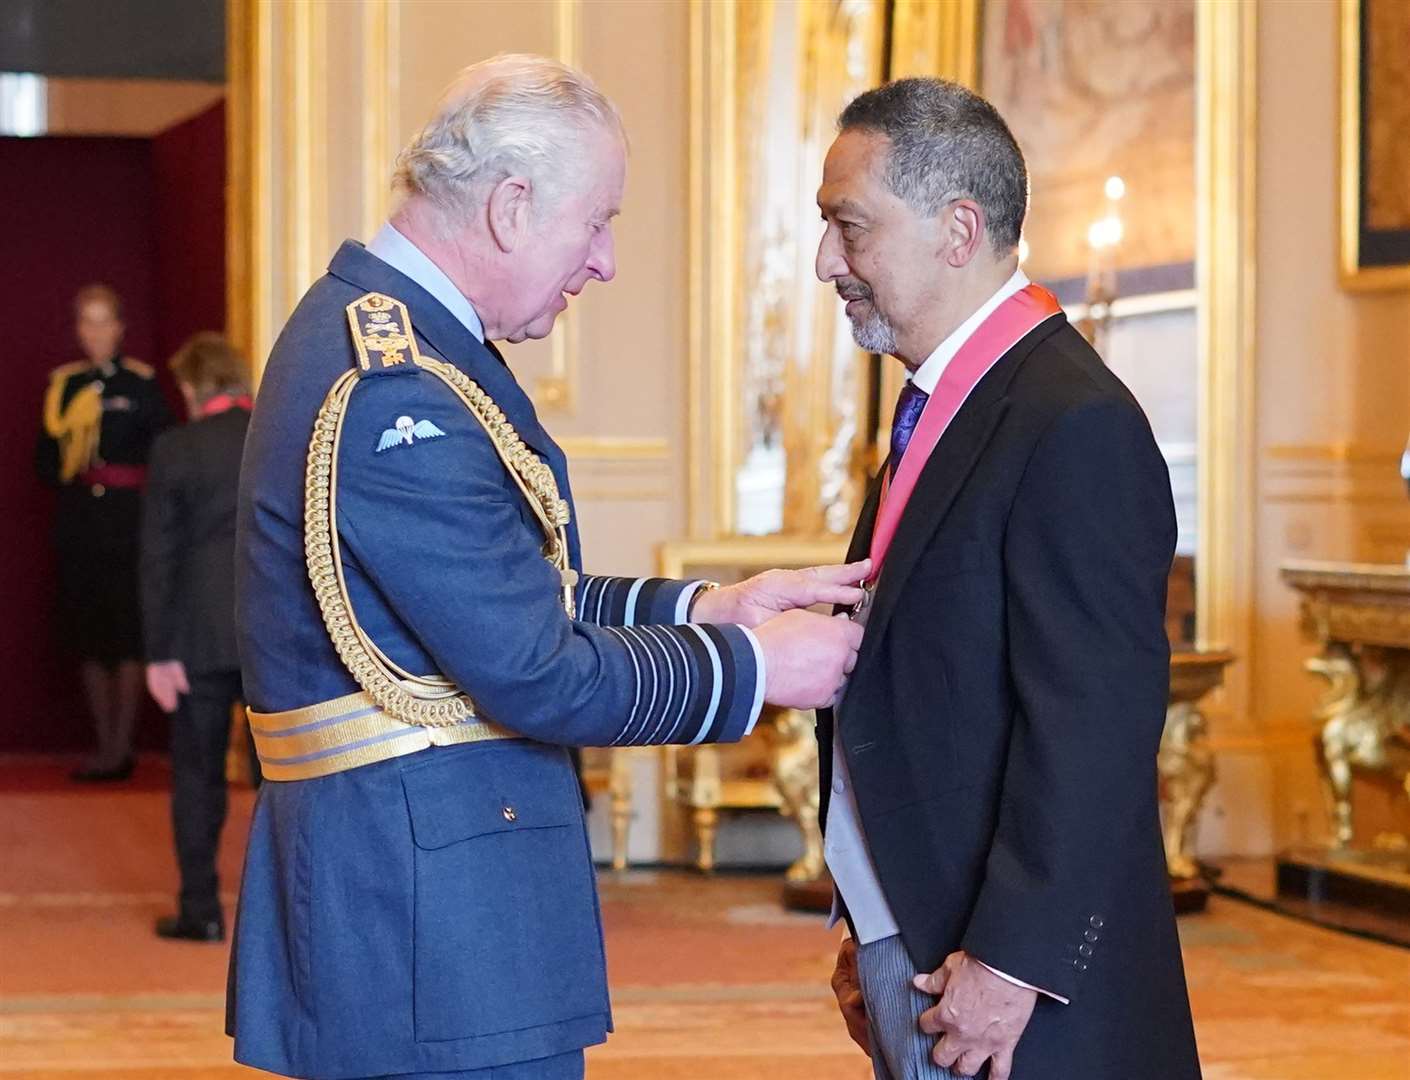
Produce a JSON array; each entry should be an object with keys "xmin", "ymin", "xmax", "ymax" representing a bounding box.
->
[
  {"xmin": 227, "ymin": 55, "xmax": 865, "ymax": 1080},
  {"xmin": 36, "ymin": 283, "xmax": 172, "ymax": 782}
]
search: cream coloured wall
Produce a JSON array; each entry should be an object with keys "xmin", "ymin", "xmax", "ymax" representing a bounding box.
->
[
  {"xmin": 239, "ymin": 0, "xmax": 693, "ymax": 580},
  {"xmin": 233, "ymin": 0, "xmax": 1408, "ymax": 862},
  {"xmin": 1196, "ymin": 0, "xmax": 1410, "ymax": 857}
]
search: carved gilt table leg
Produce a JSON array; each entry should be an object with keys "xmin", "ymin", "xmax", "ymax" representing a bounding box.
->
[
  {"xmin": 690, "ymin": 747, "xmax": 723, "ymax": 872},
  {"xmin": 1158, "ymin": 701, "xmax": 1215, "ymax": 880},
  {"xmin": 1306, "ymin": 643, "xmax": 1410, "ymax": 849},
  {"xmin": 608, "ymin": 748, "xmax": 634, "ymax": 872},
  {"xmin": 771, "ymin": 709, "xmax": 824, "ymax": 883}
]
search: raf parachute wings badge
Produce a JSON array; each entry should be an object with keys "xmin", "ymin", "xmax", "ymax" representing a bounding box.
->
[{"xmin": 376, "ymin": 415, "xmax": 447, "ymax": 453}]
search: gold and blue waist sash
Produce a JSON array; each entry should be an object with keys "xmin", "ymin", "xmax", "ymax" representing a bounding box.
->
[{"xmin": 248, "ymin": 689, "xmax": 516, "ymax": 782}]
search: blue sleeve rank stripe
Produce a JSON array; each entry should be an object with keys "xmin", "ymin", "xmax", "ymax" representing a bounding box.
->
[
  {"xmin": 599, "ymin": 621, "xmax": 761, "ymax": 747},
  {"xmin": 575, "ymin": 576, "xmax": 711, "ymax": 628}
]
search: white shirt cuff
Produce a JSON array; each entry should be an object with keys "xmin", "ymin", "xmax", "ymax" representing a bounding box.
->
[
  {"xmin": 977, "ymin": 960, "xmax": 1069, "ymax": 1005},
  {"xmin": 675, "ymin": 580, "xmax": 712, "ymax": 623},
  {"xmin": 740, "ymin": 626, "xmax": 766, "ymax": 736}
]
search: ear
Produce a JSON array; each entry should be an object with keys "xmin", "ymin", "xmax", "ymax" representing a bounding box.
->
[
  {"xmin": 486, "ymin": 174, "xmax": 534, "ymax": 253},
  {"xmin": 943, "ymin": 200, "xmax": 988, "ymax": 268}
]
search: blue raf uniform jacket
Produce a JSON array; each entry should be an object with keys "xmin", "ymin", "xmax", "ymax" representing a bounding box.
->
[{"xmin": 227, "ymin": 241, "xmax": 765, "ymax": 1078}]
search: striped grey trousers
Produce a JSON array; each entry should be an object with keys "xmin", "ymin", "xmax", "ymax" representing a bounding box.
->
[{"xmin": 857, "ymin": 934, "xmax": 980, "ymax": 1080}]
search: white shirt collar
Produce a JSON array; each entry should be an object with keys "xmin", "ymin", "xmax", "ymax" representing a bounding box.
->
[
  {"xmin": 366, "ymin": 223, "xmax": 485, "ymax": 343},
  {"xmin": 909, "ymin": 269, "xmax": 1029, "ymax": 395}
]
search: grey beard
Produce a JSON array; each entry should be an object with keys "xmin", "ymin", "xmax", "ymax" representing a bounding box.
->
[{"xmin": 848, "ymin": 305, "xmax": 898, "ymax": 355}]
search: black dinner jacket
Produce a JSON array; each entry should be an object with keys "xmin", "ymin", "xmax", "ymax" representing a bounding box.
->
[
  {"xmin": 140, "ymin": 407, "xmax": 250, "ymax": 675},
  {"xmin": 819, "ymin": 315, "xmax": 1201, "ymax": 1080}
]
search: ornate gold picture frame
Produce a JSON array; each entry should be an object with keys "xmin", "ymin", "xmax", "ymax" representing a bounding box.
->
[{"xmin": 1339, "ymin": 0, "xmax": 1410, "ymax": 291}]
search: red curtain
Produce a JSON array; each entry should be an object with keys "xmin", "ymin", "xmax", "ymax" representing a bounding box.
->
[{"xmin": 0, "ymin": 101, "xmax": 225, "ymax": 752}]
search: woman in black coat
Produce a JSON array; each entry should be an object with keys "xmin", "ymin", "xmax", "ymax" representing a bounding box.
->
[{"xmin": 36, "ymin": 284, "xmax": 172, "ymax": 781}]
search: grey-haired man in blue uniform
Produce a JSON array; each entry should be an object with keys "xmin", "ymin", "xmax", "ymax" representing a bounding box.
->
[{"xmin": 226, "ymin": 54, "xmax": 867, "ymax": 1080}]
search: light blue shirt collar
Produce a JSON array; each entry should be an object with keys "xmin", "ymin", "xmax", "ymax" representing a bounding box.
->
[{"xmin": 366, "ymin": 223, "xmax": 485, "ymax": 343}]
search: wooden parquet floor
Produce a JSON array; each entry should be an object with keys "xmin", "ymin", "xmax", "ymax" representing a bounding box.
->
[{"xmin": 1, "ymin": 756, "xmax": 1407, "ymax": 1079}]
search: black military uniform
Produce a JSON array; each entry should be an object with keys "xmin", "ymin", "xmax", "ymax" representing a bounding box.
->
[{"xmin": 36, "ymin": 356, "xmax": 172, "ymax": 667}]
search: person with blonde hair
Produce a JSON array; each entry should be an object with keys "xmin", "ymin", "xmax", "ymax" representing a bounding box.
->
[
  {"xmin": 141, "ymin": 332, "xmax": 258, "ymax": 943},
  {"xmin": 35, "ymin": 284, "xmax": 171, "ymax": 781}
]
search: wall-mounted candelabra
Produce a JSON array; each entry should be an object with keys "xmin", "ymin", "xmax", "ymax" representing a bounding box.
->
[{"xmin": 1076, "ymin": 175, "xmax": 1126, "ymax": 354}]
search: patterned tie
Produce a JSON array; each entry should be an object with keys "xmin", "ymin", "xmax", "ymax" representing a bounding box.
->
[{"xmin": 889, "ymin": 381, "xmax": 930, "ymax": 466}]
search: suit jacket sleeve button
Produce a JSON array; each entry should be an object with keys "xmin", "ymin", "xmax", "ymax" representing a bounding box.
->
[
  {"xmin": 1079, "ymin": 944, "xmax": 1093, "ymax": 957},
  {"xmin": 1085, "ymin": 929, "xmax": 1099, "ymax": 942},
  {"xmin": 1073, "ymin": 960, "xmax": 1088, "ymax": 972},
  {"xmin": 1089, "ymin": 915, "xmax": 1104, "ymax": 929}
]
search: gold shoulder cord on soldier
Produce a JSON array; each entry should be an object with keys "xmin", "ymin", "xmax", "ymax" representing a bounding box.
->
[
  {"xmin": 304, "ymin": 292, "xmax": 579, "ymax": 729},
  {"xmin": 43, "ymin": 363, "xmax": 103, "ymax": 483}
]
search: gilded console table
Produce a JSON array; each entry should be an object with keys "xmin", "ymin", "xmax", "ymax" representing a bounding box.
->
[
  {"xmin": 1160, "ymin": 651, "xmax": 1235, "ymax": 885},
  {"xmin": 1281, "ymin": 561, "xmax": 1410, "ymax": 850}
]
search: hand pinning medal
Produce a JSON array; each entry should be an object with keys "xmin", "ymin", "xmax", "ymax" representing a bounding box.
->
[{"xmin": 849, "ymin": 579, "xmax": 876, "ymax": 625}]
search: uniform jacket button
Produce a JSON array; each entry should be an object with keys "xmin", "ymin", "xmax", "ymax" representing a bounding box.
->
[{"xmin": 502, "ymin": 805, "xmax": 517, "ymax": 822}]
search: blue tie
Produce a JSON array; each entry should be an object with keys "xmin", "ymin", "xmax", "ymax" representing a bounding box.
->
[{"xmin": 889, "ymin": 382, "xmax": 930, "ymax": 465}]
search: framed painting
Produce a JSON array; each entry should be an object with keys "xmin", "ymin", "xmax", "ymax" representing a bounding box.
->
[
  {"xmin": 975, "ymin": 0, "xmax": 1198, "ymax": 306},
  {"xmin": 1340, "ymin": 0, "xmax": 1410, "ymax": 291}
]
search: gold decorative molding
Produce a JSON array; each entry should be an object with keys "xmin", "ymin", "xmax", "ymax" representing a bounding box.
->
[
  {"xmin": 889, "ymin": 0, "xmax": 979, "ymax": 85},
  {"xmin": 1195, "ymin": 0, "xmax": 1258, "ymax": 724},
  {"xmin": 657, "ymin": 536, "xmax": 850, "ymax": 579},
  {"xmin": 360, "ymin": 0, "xmax": 400, "ymax": 241},
  {"xmin": 225, "ymin": 0, "xmax": 252, "ymax": 366},
  {"xmin": 555, "ymin": 437, "xmax": 670, "ymax": 461},
  {"xmin": 537, "ymin": 0, "xmax": 583, "ymax": 411},
  {"xmin": 226, "ymin": 0, "xmax": 274, "ymax": 382},
  {"xmin": 555, "ymin": 0, "xmax": 581, "ymax": 68},
  {"xmin": 1338, "ymin": 0, "xmax": 1410, "ymax": 292},
  {"xmin": 687, "ymin": 0, "xmax": 881, "ymax": 538},
  {"xmin": 687, "ymin": 0, "xmax": 738, "ymax": 537},
  {"xmin": 1263, "ymin": 444, "xmax": 1409, "ymax": 506},
  {"xmin": 1265, "ymin": 443, "xmax": 1406, "ymax": 465},
  {"xmin": 286, "ymin": 0, "xmax": 328, "ymax": 314}
]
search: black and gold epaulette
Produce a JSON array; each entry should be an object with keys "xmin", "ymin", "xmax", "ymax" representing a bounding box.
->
[
  {"xmin": 120, "ymin": 357, "xmax": 156, "ymax": 379},
  {"xmin": 346, "ymin": 292, "xmax": 422, "ymax": 378},
  {"xmin": 46, "ymin": 361, "xmax": 88, "ymax": 387}
]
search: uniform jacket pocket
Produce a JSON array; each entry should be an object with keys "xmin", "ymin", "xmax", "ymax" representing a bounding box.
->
[{"xmin": 401, "ymin": 742, "xmax": 608, "ymax": 1043}]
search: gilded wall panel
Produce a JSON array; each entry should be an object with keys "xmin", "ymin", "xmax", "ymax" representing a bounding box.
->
[{"xmin": 693, "ymin": 0, "xmax": 883, "ymax": 539}]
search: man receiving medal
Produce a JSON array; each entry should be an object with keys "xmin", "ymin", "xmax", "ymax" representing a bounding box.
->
[{"xmin": 818, "ymin": 79, "xmax": 1201, "ymax": 1080}]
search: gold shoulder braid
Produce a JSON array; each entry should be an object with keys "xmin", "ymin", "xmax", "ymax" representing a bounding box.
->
[
  {"xmin": 43, "ymin": 364, "xmax": 103, "ymax": 483},
  {"xmin": 302, "ymin": 292, "xmax": 579, "ymax": 729}
]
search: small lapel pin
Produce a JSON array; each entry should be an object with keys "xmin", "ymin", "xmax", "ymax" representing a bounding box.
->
[{"xmin": 376, "ymin": 415, "xmax": 447, "ymax": 453}]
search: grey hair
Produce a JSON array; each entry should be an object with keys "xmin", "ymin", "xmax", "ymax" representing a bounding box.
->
[
  {"xmin": 393, "ymin": 53, "xmax": 624, "ymax": 219},
  {"xmin": 838, "ymin": 78, "xmax": 1028, "ymax": 253}
]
